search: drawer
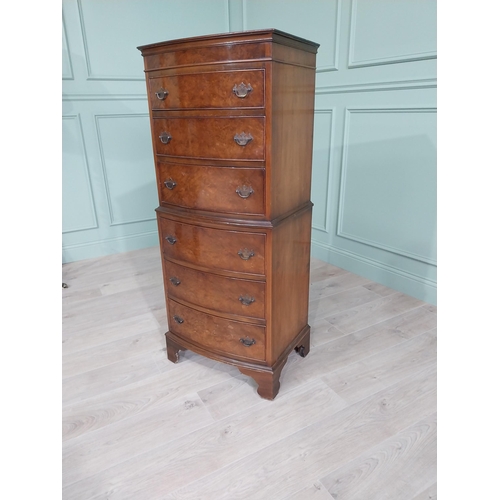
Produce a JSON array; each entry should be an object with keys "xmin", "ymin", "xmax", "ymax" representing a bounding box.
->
[
  {"xmin": 158, "ymin": 163, "xmax": 265, "ymax": 215},
  {"xmin": 142, "ymin": 42, "xmax": 269, "ymax": 72},
  {"xmin": 153, "ymin": 117, "xmax": 264, "ymax": 161},
  {"xmin": 165, "ymin": 261, "xmax": 265, "ymax": 319},
  {"xmin": 168, "ymin": 300, "xmax": 266, "ymax": 361},
  {"xmin": 159, "ymin": 217, "xmax": 266, "ymax": 276},
  {"xmin": 148, "ymin": 70, "xmax": 264, "ymax": 110}
]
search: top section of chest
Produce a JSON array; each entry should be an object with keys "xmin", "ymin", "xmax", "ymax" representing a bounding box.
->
[{"xmin": 137, "ymin": 29, "xmax": 319, "ymax": 114}]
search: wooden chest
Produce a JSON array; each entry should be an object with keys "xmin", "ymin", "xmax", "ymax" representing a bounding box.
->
[{"xmin": 138, "ymin": 29, "xmax": 319, "ymax": 399}]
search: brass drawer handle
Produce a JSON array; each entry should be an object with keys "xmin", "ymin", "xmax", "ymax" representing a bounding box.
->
[
  {"xmin": 233, "ymin": 82, "xmax": 253, "ymax": 98},
  {"xmin": 239, "ymin": 295, "xmax": 255, "ymax": 306},
  {"xmin": 236, "ymin": 185, "xmax": 254, "ymax": 199},
  {"xmin": 165, "ymin": 235, "xmax": 177, "ymax": 245},
  {"xmin": 169, "ymin": 277, "xmax": 181, "ymax": 286},
  {"xmin": 173, "ymin": 315, "xmax": 184, "ymax": 324},
  {"xmin": 234, "ymin": 133, "xmax": 253, "ymax": 146},
  {"xmin": 238, "ymin": 248, "xmax": 254, "ymax": 261},
  {"xmin": 240, "ymin": 337, "xmax": 256, "ymax": 347},
  {"xmin": 155, "ymin": 88, "xmax": 169, "ymax": 100},
  {"xmin": 164, "ymin": 178, "xmax": 177, "ymax": 190},
  {"xmin": 159, "ymin": 132, "xmax": 172, "ymax": 144}
]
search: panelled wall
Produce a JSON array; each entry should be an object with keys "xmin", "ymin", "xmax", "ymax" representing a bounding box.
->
[
  {"xmin": 62, "ymin": 0, "xmax": 231, "ymax": 262},
  {"xmin": 62, "ymin": 0, "xmax": 437, "ymax": 304}
]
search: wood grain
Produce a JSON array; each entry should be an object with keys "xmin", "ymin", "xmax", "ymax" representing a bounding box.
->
[
  {"xmin": 320, "ymin": 413, "xmax": 437, "ymax": 500},
  {"xmin": 62, "ymin": 312, "xmax": 160, "ymax": 355},
  {"xmin": 62, "ymin": 380, "xmax": 347, "ymax": 499},
  {"xmin": 308, "ymin": 286, "xmax": 381, "ymax": 323},
  {"xmin": 62, "ymin": 247, "xmax": 436, "ymax": 499},
  {"xmin": 62, "ymin": 353, "xmax": 238, "ymax": 442},
  {"xmin": 322, "ymin": 328, "xmax": 437, "ymax": 404},
  {"xmin": 164, "ymin": 260, "xmax": 266, "ymax": 320},
  {"xmin": 153, "ymin": 116, "xmax": 265, "ymax": 160},
  {"xmin": 157, "ymin": 162, "xmax": 265, "ymax": 215},
  {"xmin": 63, "ymin": 285, "xmax": 165, "ymax": 336},
  {"xmin": 412, "ymin": 482, "xmax": 437, "ymax": 500},
  {"xmin": 197, "ymin": 373, "xmax": 263, "ymax": 421},
  {"xmin": 285, "ymin": 483, "xmax": 334, "ymax": 500},
  {"xmin": 62, "ymin": 328, "xmax": 164, "ymax": 379},
  {"xmin": 324, "ymin": 292, "xmax": 425, "ymax": 334},
  {"xmin": 309, "ymin": 318, "xmax": 346, "ymax": 348},
  {"xmin": 62, "ymin": 393, "xmax": 214, "ymax": 487},
  {"xmin": 163, "ymin": 367, "xmax": 436, "ymax": 499},
  {"xmin": 309, "ymin": 272, "xmax": 372, "ymax": 302},
  {"xmin": 309, "ymin": 261, "xmax": 349, "ymax": 282},
  {"xmin": 362, "ymin": 281, "xmax": 400, "ymax": 298},
  {"xmin": 167, "ymin": 299, "xmax": 266, "ymax": 361},
  {"xmin": 148, "ymin": 69, "xmax": 265, "ymax": 110},
  {"xmin": 62, "ymin": 350, "xmax": 167, "ymax": 406},
  {"xmin": 158, "ymin": 215, "xmax": 266, "ymax": 276},
  {"xmin": 276, "ymin": 306, "xmax": 436, "ymax": 395}
]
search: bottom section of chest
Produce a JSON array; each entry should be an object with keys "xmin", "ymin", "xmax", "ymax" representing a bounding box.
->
[{"xmin": 156, "ymin": 207, "xmax": 313, "ymax": 399}]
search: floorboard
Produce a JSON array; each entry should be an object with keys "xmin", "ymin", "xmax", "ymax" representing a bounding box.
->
[{"xmin": 62, "ymin": 248, "xmax": 437, "ymax": 500}]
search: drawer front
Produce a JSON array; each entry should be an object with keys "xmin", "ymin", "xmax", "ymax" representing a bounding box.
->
[
  {"xmin": 158, "ymin": 163, "xmax": 265, "ymax": 215},
  {"xmin": 143, "ymin": 42, "xmax": 269, "ymax": 71},
  {"xmin": 153, "ymin": 117, "xmax": 264, "ymax": 160},
  {"xmin": 148, "ymin": 70, "xmax": 264, "ymax": 110},
  {"xmin": 159, "ymin": 217, "xmax": 266, "ymax": 276},
  {"xmin": 165, "ymin": 261, "xmax": 265, "ymax": 319},
  {"xmin": 168, "ymin": 300, "xmax": 266, "ymax": 361}
]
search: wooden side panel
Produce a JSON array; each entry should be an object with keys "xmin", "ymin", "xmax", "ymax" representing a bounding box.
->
[
  {"xmin": 272, "ymin": 43, "xmax": 317, "ymax": 68},
  {"xmin": 270, "ymin": 61, "xmax": 316, "ymax": 219},
  {"xmin": 270, "ymin": 208, "xmax": 312, "ymax": 364}
]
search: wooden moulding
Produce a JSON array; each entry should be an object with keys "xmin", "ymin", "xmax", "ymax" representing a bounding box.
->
[{"xmin": 138, "ymin": 29, "xmax": 319, "ymax": 72}]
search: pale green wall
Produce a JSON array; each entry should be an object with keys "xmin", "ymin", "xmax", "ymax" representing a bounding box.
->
[
  {"xmin": 62, "ymin": 0, "xmax": 231, "ymax": 262},
  {"xmin": 62, "ymin": 0, "xmax": 437, "ymax": 304}
]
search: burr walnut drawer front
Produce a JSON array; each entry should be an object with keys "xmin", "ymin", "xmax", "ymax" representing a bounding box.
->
[
  {"xmin": 148, "ymin": 70, "xmax": 264, "ymax": 110},
  {"xmin": 168, "ymin": 300, "xmax": 266, "ymax": 361},
  {"xmin": 153, "ymin": 117, "xmax": 264, "ymax": 160},
  {"xmin": 143, "ymin": 42, "xmax": 269, "ymax": 72},
  {"xmin": 159, "ymin": 217, "xmax": 266, "ymax": 276},
  {"xmin": 165, "ymin": 261, "xmax": 265, "ymax": 320},
  {"xmin": 158, "ymin": 162, "xmax": 265, "ymax": 215}
]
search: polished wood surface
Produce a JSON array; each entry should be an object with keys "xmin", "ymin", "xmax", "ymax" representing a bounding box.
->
[
  {"xmin": 167, "ymin": 300, "xmax": 266, "ymax": 362},
  {"xmin": 270, "ymin": 208, "xmax": 312, "ymax": 363},
  {"xmin": 153, "ymin": 116, "xmax": 265, "ymax": 160},
  {"xmin": 148, "ymin": 69, "xmax": 265, "ymax": 110},
  {"xmin": 139, "ymin": 29, "xmax": 319, "ymax": 73},
  {"xmin": 139, "ymin": 29, "xmax": 319, "ymax": 399},
  {"xmin": 158, "ymin": 215, "xmax": 266, "ymax": 276},
  {"xmin": 164, "ymin": 260, "xmax": 266, "ymax": 320},
  {"xmin": 157, "ymin": 162, "xmax": 265, "ymax": 215},
  {"xmin": 270, "ymin": 61, "xmax": 316, "ymax": 218},
  {"xmin": 143, "ymin": 41, "xmax": 270, "ymax": 72}
]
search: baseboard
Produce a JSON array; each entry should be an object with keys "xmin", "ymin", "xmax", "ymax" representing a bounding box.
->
[
  {"xmin": 62, "ymin": 231, "xmax": 159, "ymax": 264},
  {"xmin": 311, "ymin": 240, "xmax": 437, "ymax": 305}
]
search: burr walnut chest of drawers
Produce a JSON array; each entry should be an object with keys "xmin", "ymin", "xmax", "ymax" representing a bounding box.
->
[{"xmin": 138, "ymin": 29, "xmax": 319, "ymax": 400}]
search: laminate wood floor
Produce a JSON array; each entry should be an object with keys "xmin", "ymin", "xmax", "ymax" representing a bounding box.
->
[{"xmin": 62, "ymin": 246, "xmax": 437, "ymax": 500}]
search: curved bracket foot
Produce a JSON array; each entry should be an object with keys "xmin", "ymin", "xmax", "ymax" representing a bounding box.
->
[
  {"xmin": 238, "ymin": 358, "xmax": 288, "ymax": 400},
  {"xmin": 294, "ymin": 328, "xmax": 311, "ymax": 358}
]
